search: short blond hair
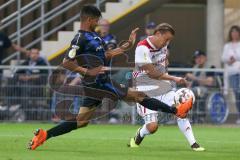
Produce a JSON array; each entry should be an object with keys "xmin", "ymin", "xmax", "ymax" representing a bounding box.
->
[{"xmin": 154, "ymin": 23, "xmax": 175, "ymax": 35}]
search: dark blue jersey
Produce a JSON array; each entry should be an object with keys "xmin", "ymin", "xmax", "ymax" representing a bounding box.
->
[
  {"xmin": 65, "ymin": 30, "xmax": 106, "ymax": 66},
  {"xmin": 64, "ymin": 30, "xmax": 128, "ymax": 105},
  {"xmin": 65, "ymin": 30, "xmax": 110, "ymax": 84},
  {"xmin": 102, "ymin": 33, "xmax": 117, "ymax": 50}
]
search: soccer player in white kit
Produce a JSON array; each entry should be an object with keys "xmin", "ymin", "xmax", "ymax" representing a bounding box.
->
[{"xmin": 128, "ymin": 23, "xmax": 205, "ymax": 151}]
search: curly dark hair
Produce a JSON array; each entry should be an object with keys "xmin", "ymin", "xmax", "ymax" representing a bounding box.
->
[{"xmin": 80, "ymin": 5, "xmax": 102, "ymax": 21}]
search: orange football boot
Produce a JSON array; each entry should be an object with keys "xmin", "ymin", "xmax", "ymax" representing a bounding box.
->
[
  {"xmin": 28, "ymin": 129, "xmax": 47, "ymax": 150},
  {"xmin": 175, "ymin": 97, "xmax": 193, "ymax": 118}
]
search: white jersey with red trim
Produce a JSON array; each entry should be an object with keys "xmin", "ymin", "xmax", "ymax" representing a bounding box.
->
[
  {"xmin": 134, "ymin": 37, "xmax": 168, "ymax": 76},
  {"xmin": 133, "ymin": 37, "xmax": 174, "ymax": 96}
]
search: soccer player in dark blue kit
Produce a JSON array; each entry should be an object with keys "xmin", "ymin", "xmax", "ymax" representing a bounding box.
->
[{"xmin": 28, "ymin": 5, "xmax": 193, "ymax": 150}]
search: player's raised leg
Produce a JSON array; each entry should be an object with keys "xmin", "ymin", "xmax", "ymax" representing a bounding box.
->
[
  {"xmin": 28, "ymin": 106, "xmax": 96, "ymax": 150},
  {"xmin": 124, "ymin": 88, "xmax": 193, "ymax": 118}
]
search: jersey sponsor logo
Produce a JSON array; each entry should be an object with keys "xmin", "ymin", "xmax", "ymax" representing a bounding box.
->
[{"xmin": 156, "ymin": 57, "xmax": 166, "ymax": 65}]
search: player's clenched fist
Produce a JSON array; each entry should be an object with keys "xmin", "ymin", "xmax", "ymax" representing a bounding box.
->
[{"xmin": 174, "ymin": 77, "xmax": 188, "ymax": 86}]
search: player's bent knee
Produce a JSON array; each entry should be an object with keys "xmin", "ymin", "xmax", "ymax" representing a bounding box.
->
[
  {"xmin": 77, "ymin": 120, "xmax": 89, "ymax": 128},
  {"xmin": 147, "ymin": 122, "xmax": 158, "ymax": 134},
  {"xmin": 132, "ymin": 91, "xmax": 147, "ymax": 102}
]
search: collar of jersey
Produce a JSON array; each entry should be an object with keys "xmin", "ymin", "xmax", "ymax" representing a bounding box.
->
[
  {"xmin": 147, "ymin": 36, "xmax": 161, "ymax": 52},
  {"xmin": 78, "ymin": 30, "xmax": 96, "ymax": 34}
]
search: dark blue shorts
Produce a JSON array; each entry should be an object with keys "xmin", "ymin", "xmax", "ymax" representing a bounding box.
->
[{"xmin": 82, "ymin": 79, "xmax": 128, "ymax": 107}]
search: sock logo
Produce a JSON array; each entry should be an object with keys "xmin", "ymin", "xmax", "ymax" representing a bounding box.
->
[{"xmin": 186, "ymin": 126, "xmax": 190, "ymax": 131}]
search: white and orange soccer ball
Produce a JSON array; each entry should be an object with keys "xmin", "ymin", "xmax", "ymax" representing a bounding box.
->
[{"xmin": 174, "ymin": 88, "xmax": 195, "ymax": 105}]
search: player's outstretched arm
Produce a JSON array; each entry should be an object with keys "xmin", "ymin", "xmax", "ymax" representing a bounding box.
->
[
  {"xmin": 62, "ymin": 58, "xmax": 106, "ymax": 76},
  {"xmin": 62, "ymin": 58, "xmax": 87, "ymax": 75},
  {"xmin": 141, "ymin": 64, "xmax": 188, "ymax": 86},
  {"xmin": 105, "ymin": 28, "xmax": 139, "ymax": 59},
  {"xmin": 12, "ymin": 43, "xmax": 31, "ymax": 56}
]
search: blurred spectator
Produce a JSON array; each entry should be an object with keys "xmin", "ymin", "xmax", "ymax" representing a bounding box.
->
[
  {"xmin": 17, "ymin": 48, "xmax": 48, "ymax": 83},
  {"xmin": 51, "ymin": 72, "xmax": 82, "ymax": 123},
  {"xmin": 0, "ymin": 31, "xmax": 26, "ymax": 64},
  {"xmin": 139, "ymin": 21, "xmax": 156, "ymax": 40},
  {"xmin": 0, "ymin": 32, "xmax": 12, "ymax": 59},
  {"xmin": 0, "ymin": 32, "xmax": 30, "ymax": 107},
  {"xmin": 222, "ymin": 25, "xmax": 240, "ymax": 124},
  {"xmin": 98, "ymin": 19, "xmax": 117, "ymax": 50},
  {"xmin": 14, "ymin": 46, "xmax": 50, "ymax": 67},
  {"xmin": 186, "ymin": 50, "xmax": 216, "ymax": 123},
  {"xmin": 15, "ymin": 48, "xmax": 49, "ymax": 111}
]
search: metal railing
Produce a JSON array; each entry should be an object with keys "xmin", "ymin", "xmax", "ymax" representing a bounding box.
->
[
  {"xmin": 1, "ymin": 0, "xmax": 108, "ymax": 65},
  {"xmin": 0, "ymin": 65, "xmax": 238, "ymax": 124}
]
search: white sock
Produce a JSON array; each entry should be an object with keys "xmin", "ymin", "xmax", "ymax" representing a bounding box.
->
[
  {"xmin": 177, "ymin": 118, "xmax": 196, "ymax": 146},
  {"xmin": 139, "ymin": 124, "xmax": 151, "ymax": 138}
]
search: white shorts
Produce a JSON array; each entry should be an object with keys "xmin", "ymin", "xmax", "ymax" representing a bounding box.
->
[
  {"xmin": 136, "ymin": 76, "xmax": 174, "ymax": 97},
  {"xmin": 136, "ymin": 86, "xmax": 176, "ymax": 124}
]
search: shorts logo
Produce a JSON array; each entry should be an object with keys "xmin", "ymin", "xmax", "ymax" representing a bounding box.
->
[{"xmin": 132, "ymin": 71, "xmax": 140, "ymax": 78}]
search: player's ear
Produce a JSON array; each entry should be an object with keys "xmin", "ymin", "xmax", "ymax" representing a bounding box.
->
[
  {"xmin": 86, "ymin": 17, "xmax": 92, "ymax": 23},
  {"xmin": 154, "ymin": 31, "xmax": 161, "ymax": 37}
]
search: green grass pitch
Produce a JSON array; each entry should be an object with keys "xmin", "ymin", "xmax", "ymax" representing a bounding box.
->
[{"xmin": 0, "ymin": 123, "xmax": 239, "ymax": 160}]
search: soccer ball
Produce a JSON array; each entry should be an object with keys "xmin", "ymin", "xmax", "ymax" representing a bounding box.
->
[{"xmin": 174, "ymin": 88, "xmax": 195, "ymax": 105}]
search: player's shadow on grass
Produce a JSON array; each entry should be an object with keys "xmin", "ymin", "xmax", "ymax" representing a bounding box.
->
[
  {"xmin": 37, "ymin": 148, "xmax": 94, "ymax": 154},
  {"xmin": 143, "ymin": 146, "xmax": 191, "ymax": 152}
]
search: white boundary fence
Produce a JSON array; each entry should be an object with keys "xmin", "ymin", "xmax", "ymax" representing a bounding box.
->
[{"xmin": 0, "ymin": 65, "xmax": 238, "ymax": 124}]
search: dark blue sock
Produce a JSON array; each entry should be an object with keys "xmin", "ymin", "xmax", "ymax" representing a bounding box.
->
[
  {"xmin": 47, "ymin": 120, "xmax": 77, "ymax": 139},
  {"xmin": 140, "ymin": 97, "xmax": 177, "ymax": 114}
]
